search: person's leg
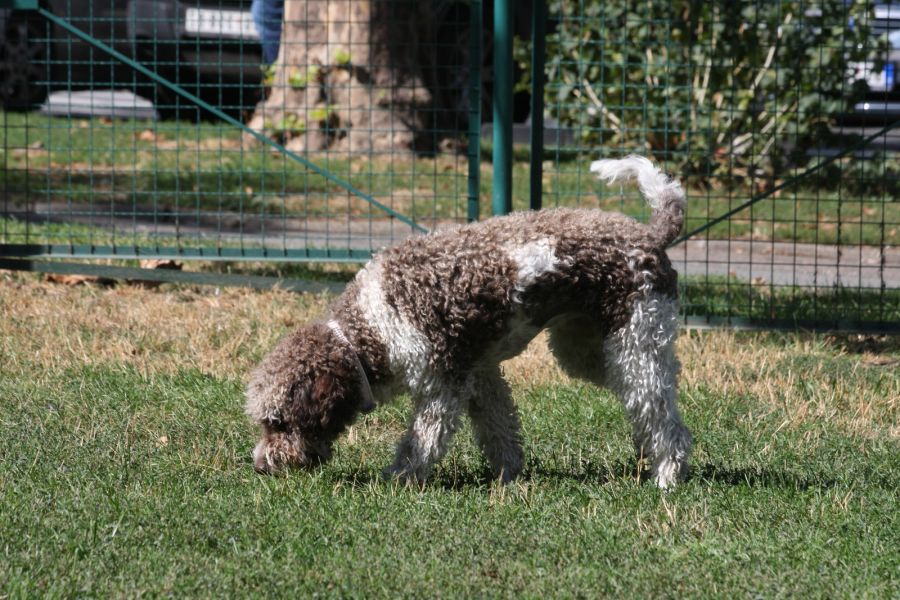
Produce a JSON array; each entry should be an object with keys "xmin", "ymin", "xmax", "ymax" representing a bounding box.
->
[{"xmin": 252, "ymin": 0, "xmax": 284, "ymax": 64}]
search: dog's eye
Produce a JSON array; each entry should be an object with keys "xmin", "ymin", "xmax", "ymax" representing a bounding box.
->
[{"xmin": 265, "ymin": 414, "xmax": 290, "ymax": 432}]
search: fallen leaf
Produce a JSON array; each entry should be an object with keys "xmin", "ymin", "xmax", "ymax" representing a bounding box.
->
[
  {"xmin": 44, "ymin": 273, "xmax": 115, "ymax": 287},
  {"xmin": 129, "ymin": 260, "xmax": 183, "ymax": 289}
]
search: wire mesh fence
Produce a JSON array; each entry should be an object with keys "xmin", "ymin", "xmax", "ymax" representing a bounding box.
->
[
  {"xmin": 524, "ymin": 0, "xmax": 899, "ymax": 331},
  {"xmin": 1, "ymin": 0, "xmax": 481, "ymax": 264},
  {"xmin": 0, "ymin": 0, "xmax": 898, "ymax": 331}
]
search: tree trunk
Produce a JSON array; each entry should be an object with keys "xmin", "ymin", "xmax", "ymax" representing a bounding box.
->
[{"xmin": 247, "ymin": 0, "xmax": 438, "ymax": 154}]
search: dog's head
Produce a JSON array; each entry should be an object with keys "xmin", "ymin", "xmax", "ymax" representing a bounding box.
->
[{"xmin": 246, "ymin": 322, "xmax": 372, "ymax": 474}]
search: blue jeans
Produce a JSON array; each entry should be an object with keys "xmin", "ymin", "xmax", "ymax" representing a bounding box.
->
[{"xmin": 251, "ymin": 0, "xmax": 284, "ymax": 64}]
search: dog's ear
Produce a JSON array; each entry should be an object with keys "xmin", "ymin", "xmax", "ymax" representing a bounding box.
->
[
  {"xmin": 289, "ymin": 365, "xmax": 357, "ymax": 433},
  {"xmin": 288, "ymin": 378, "xmax": 311, "ymax": 406},
  {"xmin": 312, "ymin": 373, "xmax": 339, "ymax": 408},
  {"xmin": 287, "ymin": 377, "xmax": 324, "ymax": 428}
]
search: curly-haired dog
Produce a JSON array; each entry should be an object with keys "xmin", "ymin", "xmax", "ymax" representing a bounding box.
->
[{"xmin": 246, "ymin": 156, "xmax": 691, "ymax": 488}]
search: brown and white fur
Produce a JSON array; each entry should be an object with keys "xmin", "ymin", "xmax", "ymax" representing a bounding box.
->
[{"xmin": 246, "ymin": 155, "xmax": 691, "ymax": 488}]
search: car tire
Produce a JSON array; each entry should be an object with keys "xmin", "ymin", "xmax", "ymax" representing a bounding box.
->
[{"xmin": 0, "ymin": 12, "xmax": 49, "ymax": 109}]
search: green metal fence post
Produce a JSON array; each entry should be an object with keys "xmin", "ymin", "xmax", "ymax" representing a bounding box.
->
[
  {"xmin": 467, "ymin": 0, "xmax": 483, "ymax": 222},
  {"xmin": 492, "ymin": 0, "xmax": 513, "ymax": 216},
  {"xmin": 529, "ymin": 0, "xmax": 547, "ymax": 211}
]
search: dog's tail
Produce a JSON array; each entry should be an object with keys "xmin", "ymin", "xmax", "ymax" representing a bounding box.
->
[{"xmin": 589, "ymin": 155, "xmax": 685, "ymax": 245}]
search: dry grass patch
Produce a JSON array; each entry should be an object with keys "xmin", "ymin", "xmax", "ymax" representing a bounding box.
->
[
  {"xmin": 0, "ymin": 271, "xmax": 327, "ymax": 380},
  {"xmin": 1, "ymin": 270, "xmax": 564, "ymax": 386},
  {"xmin": 677, "ymin": 329, "xmax": 899, "ymax": 439},
  {"xmin": 507, "ymin": 330, "xmax": 898, "ymax": 439},
  {"xmin": 2, "ymin": 271, "xmax": 896, "ymax": 438},
  {"xmin": 505, "ymin": 329, "xmax": 899, "ymax": 440}
]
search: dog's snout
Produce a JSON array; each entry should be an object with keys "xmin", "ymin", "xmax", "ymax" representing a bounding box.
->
[{"xmin": 252, "ymin": 441, "xmax": 273, "ymax": 474}]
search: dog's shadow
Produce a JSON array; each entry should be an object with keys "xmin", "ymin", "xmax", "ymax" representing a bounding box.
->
[
  {"xmin": 299, "ymin": 459, "xmax": 838, "ymax": 492},
  {"xmin": 445, "ymin": 460, "xmax": 837, "ymax": 491},
  {"xmin": 523, "ymin": 459, "xmax": 637, "ymax": 488},
  {"xmin": 336, "ymin": 465, "xmax": 510, "ymax": 492},
  {"xmin": 690, "ymin": 462, "xmax": 838, "ymax": 490},
  {"xmin": 528, "ymin": 459, "xmax": 839, "ymax": 491}
]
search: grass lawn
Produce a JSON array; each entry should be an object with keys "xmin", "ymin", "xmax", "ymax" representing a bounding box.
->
[
  {"xmin": 3, "ymin": 110, "xmax": 898, "ymax": 247},
  {"xmin": 1, "ymin": 273, "xmax": 898, "ymax": 597}
]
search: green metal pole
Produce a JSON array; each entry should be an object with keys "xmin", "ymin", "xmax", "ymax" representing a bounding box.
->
[
  {"xmin": 529, "ymin": 0, "xmax": 547, "ymax": 211},
  {"xmin": 492, "ymin": 0, "xmax": 513, "ymax": 216},
  {"xmin": 467, "ymin": 0, "xmax": 483, "ymax": 222}
]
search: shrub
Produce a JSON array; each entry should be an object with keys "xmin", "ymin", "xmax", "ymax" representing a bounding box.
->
[{"xmin": 518, "ymin": 1, "xmax": 886, "ymax": 186}]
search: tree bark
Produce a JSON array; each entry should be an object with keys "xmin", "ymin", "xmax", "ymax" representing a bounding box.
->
[{"xmin": 247, "ymin": 0, "xmax": 438, "ymax": 154}]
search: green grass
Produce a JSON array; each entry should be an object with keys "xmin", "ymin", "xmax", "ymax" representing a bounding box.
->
[
  {"xmin": 3, "ymin": 110, "xmax": 898, "ymax": 245},
  {"xmin": 681, "ymin": 276, "xmax": 900, "ymax": 327},
  {"xmin": 0, "ymin": 111, "xmax": 472, "ymax": 223},
  {"xmin": 1, "ymin": 320, "xmax": 898, "ymax": 596},
  {"xmin": 0, "ymin": 213, "xmax": 279, "ymax": 252},
  {"xmin": 0, "ymin": 278, "xmax": 897, "ymax": 595}
]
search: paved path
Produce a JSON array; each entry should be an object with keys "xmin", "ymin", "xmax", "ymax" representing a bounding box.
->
[{"xmin": 668, "ymin": 239, "xmax": 898, "ymax": 289}]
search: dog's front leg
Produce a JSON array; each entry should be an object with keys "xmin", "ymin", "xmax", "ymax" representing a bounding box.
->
[
  {"xmin": 465, "ymin": 368, "xmax": 524, "ymax": 483},
  {"xmin": 386, "ymin": 387, "xmax": 462, "ymax": 484}
]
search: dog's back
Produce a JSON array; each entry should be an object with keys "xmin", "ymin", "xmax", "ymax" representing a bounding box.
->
[
  {"xmin": 372, "ymin": 202, "xmax": 680, "ymax": 374},
  {"xmin": 370, "ymin": 156, "xmax": 687, "ymax": 361}
]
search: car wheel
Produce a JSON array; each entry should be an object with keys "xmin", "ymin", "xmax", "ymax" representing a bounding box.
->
[{"xmin": 0, "ymin": 13, "xmax": 49, "ymax": 109}]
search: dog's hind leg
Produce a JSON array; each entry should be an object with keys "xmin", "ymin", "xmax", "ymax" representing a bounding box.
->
[
  {"xmin": 603, "ymin": 293, "xmax": 691, "ymax": 489},
  {"xmin": 386, "ymin": 382, "xmax": 463, "ymax": 484},
  {"xmin": 464, "ymin": 367, "xmax": 524, "ymax": 483},
  {"xmin": 547, "ymin": 314, "xmax": 607, "ymax": 386}
]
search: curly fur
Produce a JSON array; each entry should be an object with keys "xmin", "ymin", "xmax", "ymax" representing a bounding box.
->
[{"xmin": 246, "ymin": 155, "xmax": 691, "ymax": 488}]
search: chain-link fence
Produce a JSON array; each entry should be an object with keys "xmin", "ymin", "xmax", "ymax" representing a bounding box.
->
[
  {"xmin": 1, "ymin": 0, "xmax": 897, "ymax": 331},
  {"xmin": 1, "ymin": 0, "xmax": 482, "ymax": 270},
  {"xmin": 522, "ymin": 0, "xmax": 899, "ymax": 331}
]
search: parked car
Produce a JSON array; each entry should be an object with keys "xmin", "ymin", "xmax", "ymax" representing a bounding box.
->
[
  {"xmin": 841, "ymin": 3, "xmax": 900, "ymax": 124},
  {"xmin": 0, "ymin": 0, "xmax": 264, "ymax": 118}
]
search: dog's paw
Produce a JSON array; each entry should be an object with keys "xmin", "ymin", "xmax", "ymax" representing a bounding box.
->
[
  {"xmin": 652, "ymin": 458, "xmax": 688, "ymax": 490},
  {"xmin": 493, "ymin": 465, "xmax": 521, "ymax": 485},
  {"xmin": 382, "ymin": 464, "xmax": 428, "ymax": 487}
]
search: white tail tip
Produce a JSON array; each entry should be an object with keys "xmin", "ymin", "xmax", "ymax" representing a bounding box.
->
[{"xmin": 589, "ymin": 155, "xmax": 683, "ymax": 212}]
